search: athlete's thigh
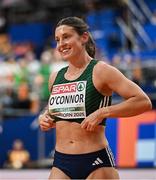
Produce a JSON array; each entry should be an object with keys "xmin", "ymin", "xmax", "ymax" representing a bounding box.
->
[
  {"xmin": 49, "ymin": 167, "xmax": 70, "ymax": 180},
  {"xmin": 86, "ymin": 167, "xmax": 120, "ymax": 179}
]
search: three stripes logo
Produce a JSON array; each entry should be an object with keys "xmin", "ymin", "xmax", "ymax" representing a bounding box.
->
[
  {"xmin": 91, "ymin": 147, "xmax": 115, "ymax": 167},
  {"xmin": 92, "ymin": 157, "xmax": 103, "ymax": 166}
]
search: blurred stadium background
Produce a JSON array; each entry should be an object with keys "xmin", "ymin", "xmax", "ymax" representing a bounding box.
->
[{"xmin": 0, "ymin": 0, "xmax": 156, "ymax": 179}]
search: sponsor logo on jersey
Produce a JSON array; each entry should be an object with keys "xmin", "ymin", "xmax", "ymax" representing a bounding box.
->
[
  {"xmin": 52, "ymin": 83, "xmax": 77, "ymax": 94},
  {"xmin": 49, "ymin": 81, "xmax": 87, "ymax": 119}
]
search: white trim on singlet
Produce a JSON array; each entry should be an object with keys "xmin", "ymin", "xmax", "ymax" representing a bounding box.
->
[{"xmin": 99, "ymin": 96, "xmax": 110, "ymax": 109}]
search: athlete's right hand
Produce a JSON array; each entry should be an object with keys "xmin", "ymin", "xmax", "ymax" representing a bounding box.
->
[{"xmin": 38, "ymin": 110, "xmax": 56, "ymax": 131}]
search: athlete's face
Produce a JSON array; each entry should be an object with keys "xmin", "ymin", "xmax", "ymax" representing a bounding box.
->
[{"xmin": 55, "ymin": 25, "xmax": 87, "ymax": 60}]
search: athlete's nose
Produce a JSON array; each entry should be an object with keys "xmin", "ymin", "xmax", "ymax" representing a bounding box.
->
[
  {"xmin": 59, "ymin": 38, "xmax": 66, "ymax": 47},
  {"xmin": 57, "ymin": 39, "xmax": 66, "ymax": 51}
]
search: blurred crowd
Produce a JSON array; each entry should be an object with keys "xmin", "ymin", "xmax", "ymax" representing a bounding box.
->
[{"xmin": 0, "ymin": 41, "xmax": 68, "ymax": 117}]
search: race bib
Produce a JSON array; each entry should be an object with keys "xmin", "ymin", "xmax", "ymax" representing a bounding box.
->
[{"xmin": 49, "ymin": 81, "xmax": 86, "ymax": 119}]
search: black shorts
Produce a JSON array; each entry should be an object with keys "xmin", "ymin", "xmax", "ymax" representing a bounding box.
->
[{"xmin": 52, "ymin": 146, "xmax": 116, "ymax": 179}]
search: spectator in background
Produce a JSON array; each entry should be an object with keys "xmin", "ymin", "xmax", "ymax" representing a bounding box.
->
[
  {"xmin": 111, "ymin": 54, "xmax": 122, "ymax": 69},
  {"xmin": 25, "ymin": 51, "xmax": 40, "ymax": 84},
  {"xmin": 12, "ymin": 82, "xmax": 39, "ymax": 114},
  {"xmin": 13, "ymin": 82, "xmax": 31, "ymax": 109},
  {"xmin": 107, "ymin": 32, "xmax": 121, "ymax": 54},
  {"xmin": 25, "ymin": 51, "xmax": 40, "ymax": 113},
  {"xmin": 1, "ymin": 87, "xmax": 15, "ymax": 109},
  {"xmin": 14, "ymin": 58, "xmax": 29, "ymax": 87},
  {"xmin": 121, "ymin": 54, "xmax": 133, "ymax": 79},
  {"xmin": 34, "ymin": 50, "xmax": 52, "ymax": 105},
  {"xmin": 5, "ymin": 139, "xmax": 30, "ymax": 169},
  {"xmin": 132, "ymin": 58, "xmax": 144, "ymax": 86}
]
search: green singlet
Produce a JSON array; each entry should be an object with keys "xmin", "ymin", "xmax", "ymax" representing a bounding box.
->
[{"xmin": 48, "ymin": 59, "xmax": 111, "ymax": 126}]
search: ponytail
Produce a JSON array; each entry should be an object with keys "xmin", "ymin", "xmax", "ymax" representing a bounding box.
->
[{"xmin": 85, "ymin": 32, "xmax": 96, "ymax": 58}]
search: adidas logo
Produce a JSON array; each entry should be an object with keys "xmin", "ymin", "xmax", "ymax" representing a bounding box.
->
[{"xmin": 92, "ymin": 157, "xmax": 103, "ymax": 166}]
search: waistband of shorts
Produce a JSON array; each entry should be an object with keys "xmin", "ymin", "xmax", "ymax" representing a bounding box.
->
[{"xmin": 54, "ymin": 147, "xmax": 109, "ymax": 159}]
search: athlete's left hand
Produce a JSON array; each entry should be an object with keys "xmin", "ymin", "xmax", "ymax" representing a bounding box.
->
[{"xmin": 81, "ymin": 109, "xmax": 104, "ymax": 131}]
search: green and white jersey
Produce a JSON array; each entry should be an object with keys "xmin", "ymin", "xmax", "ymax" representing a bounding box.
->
[{"xmin": 48, "ymin": 59, "xmax": 111, "ymax": 126}]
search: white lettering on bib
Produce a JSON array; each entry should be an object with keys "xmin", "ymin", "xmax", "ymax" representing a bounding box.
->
[{"xmin": 49, "ymin": 81, "xmax": 86, "ymax": 119}]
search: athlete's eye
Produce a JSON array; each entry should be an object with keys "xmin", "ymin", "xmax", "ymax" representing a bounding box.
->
[
  {"xmin": 63, "ymin": 35, "xmax": 68, "ymax": 39},
  {"xmin": 55, "ymin": 38, "xmax": 59, "ymax": 42}
]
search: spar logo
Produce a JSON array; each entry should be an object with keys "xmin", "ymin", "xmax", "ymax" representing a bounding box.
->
[
  {"xmin": 52, "ymin": 82, "xmax": 86, "ymax": 95},
  {"xmin": 52, "ymin": 83, "xmax": 77, "ymax": 95}
]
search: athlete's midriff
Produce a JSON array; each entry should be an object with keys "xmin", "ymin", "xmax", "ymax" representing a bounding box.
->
[{"xmin": 55, "ymin": 121, "xmax": 108, "ymax": 154}]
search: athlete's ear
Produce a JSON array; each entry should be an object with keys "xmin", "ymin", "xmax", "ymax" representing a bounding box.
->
[{"xmin": 81, "ymin": 32, "xmax": 89, "ymax": 46}]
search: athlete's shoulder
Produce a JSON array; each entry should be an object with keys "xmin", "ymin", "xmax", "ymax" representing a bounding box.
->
[
  {"xmin": 94, "ymin": 60, "xmax": 121, "ymax": 81},
  {"xmin": 94, "ymin": 60, "xmax": 113, "ymax": 72},
  {"xmin": 48, "ymin": 65, "xmax": 68, "ymax": 91},
  {"xmin": 48, "ymin": 71, "xmax": 58, "ymax": 91},
  {"xmin": 50, "ymin": 65, "xmax": 68, "ymax": 80}
]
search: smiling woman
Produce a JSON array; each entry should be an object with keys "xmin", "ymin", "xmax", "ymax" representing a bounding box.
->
[
  {"xmin": 38, "ymin": 16, "xmax": 152, "ymax": 180},
  {"xmin": 55, "ymin": 17, "xmax": 95, "ymax": 61}
]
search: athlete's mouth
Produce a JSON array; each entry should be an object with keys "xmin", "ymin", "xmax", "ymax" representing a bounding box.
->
[
  {"xmin": 62, "ymin": 49, "xmax": 70, "ymax": 53},
  {"xmin": 60, "ymin": 47, "xmax": 71, "ymax": 54}
]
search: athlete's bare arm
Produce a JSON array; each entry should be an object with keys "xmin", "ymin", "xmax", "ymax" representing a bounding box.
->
[
  {"xmin": 98, "ymin": 62, "xmax": 152, "ymax": 117},
  {"xmin": 81, "ymin": 61, "xmax": 152, "ymax": 131}
]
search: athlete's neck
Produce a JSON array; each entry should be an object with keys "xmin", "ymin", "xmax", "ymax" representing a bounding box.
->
[
  {"xmin": 65, "ymin": 57, "xmax": 92, "ymax": 80},
  {"xmin": 68, "ymin": 56, "xmax": 92, "ymax": 71}
]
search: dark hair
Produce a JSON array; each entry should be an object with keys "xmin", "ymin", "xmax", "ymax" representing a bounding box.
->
[{"xmin": 56, "ymin": 17, "xmax": 96, "ymax": 58}]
